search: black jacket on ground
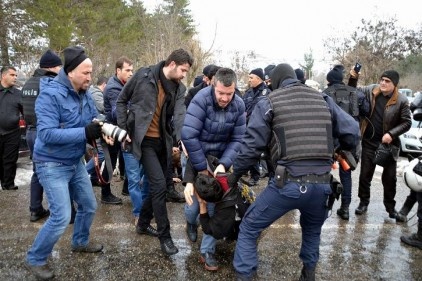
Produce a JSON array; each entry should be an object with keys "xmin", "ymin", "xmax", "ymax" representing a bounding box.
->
[{"xmin": 200, "ymin": 186, "xmax": 249, "ymax": 240}]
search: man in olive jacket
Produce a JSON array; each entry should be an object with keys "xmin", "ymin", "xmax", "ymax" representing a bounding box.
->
[{"xmin": 116, "ymin": 49, "xmax": 193, "ymax": 255}]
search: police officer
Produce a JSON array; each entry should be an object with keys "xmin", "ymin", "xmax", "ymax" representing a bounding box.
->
[
  {"xmin": 21, "ymin": 50, "xmax": 62, "ymax": 222},
  {"xmin": 228, "ymin": 63, "xmax": 360, "ymax": 281}
]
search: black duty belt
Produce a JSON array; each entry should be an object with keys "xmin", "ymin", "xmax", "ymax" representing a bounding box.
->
[
  {"xmin": 286, "ymin": 172, "xmax": 331, "ymax": 184},
  {"xmin": 27, "ymin": 126, "xmax": 36, "ymax": 130}
]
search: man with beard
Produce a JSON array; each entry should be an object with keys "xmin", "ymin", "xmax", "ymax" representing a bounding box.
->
[
  {"xmin": 116, "ymin": 49, "xmax": 193, "ymax": 255},
  {"xmin": 25, "ymin": 46, "xmax": 110, "ymax": 280}
]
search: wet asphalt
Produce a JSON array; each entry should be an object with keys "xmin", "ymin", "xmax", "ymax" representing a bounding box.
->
[{"xmin": 0, "ymin": 156, "xmax": 421, "ymax": 281}]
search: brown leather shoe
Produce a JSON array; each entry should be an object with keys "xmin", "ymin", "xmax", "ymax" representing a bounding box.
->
[
  {"xmin": 25, "ymin": 262, "xmax": 55, "ymax": 280},
  {"xmin": 71, "ymin": 242, "xmax": 103, "ymax": 253}
]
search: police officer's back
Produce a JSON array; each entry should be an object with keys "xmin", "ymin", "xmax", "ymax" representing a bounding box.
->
[{"xmin": 229, "ymin": 63, "xmax": 360, "ymax": 281}]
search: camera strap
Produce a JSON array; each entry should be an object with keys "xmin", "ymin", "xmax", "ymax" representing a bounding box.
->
[{"xmin": 91, "ymin": 139, "xmax": 114, "ymax": 186}]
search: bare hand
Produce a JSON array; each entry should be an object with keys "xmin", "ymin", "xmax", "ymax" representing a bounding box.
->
[
  {"xmin": 102, "ymin": 134, "xmax": 114, "ymax": 146},
  {"xmin": 184, "ymin": 183, "xmax": 194, "ymax": 205},
  {"xmin": 213, "ymin": 164, "xmax": 226, "ymax": 177},
  {"xmin": 382, "ymin": 133, "xmax": 392, "ymax": 144}
]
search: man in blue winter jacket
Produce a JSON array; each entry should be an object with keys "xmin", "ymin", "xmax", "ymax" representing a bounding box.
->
[
  {"xmin": 182, "ymin": 67, "xmax": 246, "ymax": 271},
  {"xmin": 229, "ymin": 63, "xmax": 360, "ymax": 281},
  {"xmin": 25, "ymin": 46, "xmax": 110, "ymax": 280}
]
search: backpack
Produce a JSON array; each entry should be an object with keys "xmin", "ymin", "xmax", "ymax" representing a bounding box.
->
[{"xmin": 325, "ymin": 84, "xmax": 359, "ymax": 117}]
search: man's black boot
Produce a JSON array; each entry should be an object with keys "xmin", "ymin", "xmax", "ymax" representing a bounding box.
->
[
  {"xmin": 355, "ymin": 202, "xmax": 368, "ymax": 215},
  {"xmin": 298, "ymin": 265, "xmax": 315, "ymax": 281},
  {"xmin": 336, "ymin": 204, "xmax": 349, "ymax": 220},
  {"xmin": 186, "ymin": 222, "xmax": 198, "ymax": 242},
  {"xmin": 166, "ymin": 185, "xmax": 185, "ymax": 203},
  {"xmin": 401, "ymin": 223, "xmax": 422, "ymax": 250}
]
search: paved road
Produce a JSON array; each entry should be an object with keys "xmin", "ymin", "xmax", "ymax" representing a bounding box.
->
[{"xmin": 0, "ymin": 156, "xmax": 421, "ymax": 280}]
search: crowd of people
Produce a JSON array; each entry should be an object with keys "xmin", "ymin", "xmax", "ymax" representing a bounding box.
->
[{"xmin": 0, "ymin": 46, "xmax": 421, "ymax": 281}]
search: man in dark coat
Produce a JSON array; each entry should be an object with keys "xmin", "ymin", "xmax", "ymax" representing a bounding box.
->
[
  {"xmin": 116, "ymin": 48, "xmax": 193, "ymax": 255},
  {"xmin": 0, "ymin": 66, "xmax": 23, "ymax": 190}
]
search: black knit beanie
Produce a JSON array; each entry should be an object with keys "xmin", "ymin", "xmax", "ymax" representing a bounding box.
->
[
  {"xmin": 380, "ymin": 70, "xmax": 400, "ymax": 86},
  {"xmin": 63, "ymin": 46, "xmax": 88, "ymax": 74},
  {"xmin": 39, "ymin": 50, "xmax": 62, "ymax": 68},
  {"xmin": 249, "ymin": 68, "xmax": 265, "ymax": 81},
  {"xmin": 264, "ymin": 64, "xmax": 276, "ymax": 80},
  {"xmin": 326, "ymin": 65, "xmax": 344, "ymax": 85},
  {"xmin": 295, "ymin": 68, "xmax": 306, "ymax": 84},
  {"xmin": 270, "ymin": 63, "xmax": 296, "ymax": 89}
]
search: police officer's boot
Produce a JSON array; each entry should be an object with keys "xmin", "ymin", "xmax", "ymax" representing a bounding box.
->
[
  {"xmin": 336, "ymin": 203, "xmax": 349, "ymax": 221},
  {"xmin": 298, "ymin": 265, "xmax": 315, "ymax": 281},
  {"xmin": 400, "ymin": 223, "xmax": 422, "ymax": 250}
]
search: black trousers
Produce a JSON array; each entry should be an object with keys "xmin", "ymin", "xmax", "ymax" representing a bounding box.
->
[
  {"xmin": 0, "ymin": 129, "xmax": 20, "ymax": 188},
  {"xmin": 101, "ymin": 141, "xmax": 122, "ymax": 197},
  {"xmin": 139, "ymin": 137, "xmax": 171, "ymax": 242},
  {"xmin": 358, "ymin": 140, "xmax": 397, "ymax": 212}
]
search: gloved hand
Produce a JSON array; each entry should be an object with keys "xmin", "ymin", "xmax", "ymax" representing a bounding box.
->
[
  {"xmin": 227, "ymin": 173, "xmax": 240, "ymax": 189},
  {"xmin": 85, "ymin": 122, "xmax": 102, "ymax": 142}
]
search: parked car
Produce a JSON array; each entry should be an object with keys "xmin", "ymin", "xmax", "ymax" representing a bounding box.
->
[{"xmin": 399, "ymin": 118, "xmax": 422, "ymax": 155}]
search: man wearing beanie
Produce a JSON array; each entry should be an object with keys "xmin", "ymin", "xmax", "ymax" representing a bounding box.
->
[
  {"xmin": 22, "ymin": 49, "xmax": 62, "ymax": 223},
  {"xmin": 185, "ymin": 64, "xmax": 220, "ymax": 107},
  {"xmin": 26, "ymin": 46, "xmax": 106, "ymax": 280},
  {"xmin": 229, "ymin": 63, "xmax": 359, "ymax": 281},
  {"xmin": 116, "ymin": 49, "xmax": 193, "ymax": 256},
  {"xmin": 241, "ymin": 68, "xmax": 271, "ymax": 186},
  {"xmin": 295, "ymin": 68, "xmax": 306, "ymax": 84},
  {"xmin": 322, "ymin": 64, "xmax": 369, "ymax": 221},
  {"xmin": 350, "ymin": 68, "xmax": 411, "ymax": 222},
  {"xmin": 264, "ymin": 64, "xmax": 275, "ymax": 88}
]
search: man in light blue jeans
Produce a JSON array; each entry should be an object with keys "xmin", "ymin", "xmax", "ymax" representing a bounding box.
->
[
  {"xmin": 122, "ymin": 150, "xmax": 150, "ymax": 224},
  {"xmin": 181, "ymin": 68, "xmax": 246, "ymax": 271},
  {"xmin": 25, "ymin": 46, "xmax": 107, "ymax": 280}
]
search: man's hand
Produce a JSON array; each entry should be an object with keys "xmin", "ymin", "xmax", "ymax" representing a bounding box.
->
[
  {"xmin": 382, "ymin": 133, "xmax": 393, "ymax": 144},
  {"xmin": 85, "ymin": 122, "xmax": 102, "ymax": 142},
  {"xmin": 102, "ymin": 134, "xmax": 115, "ymax": 146},
  {"xmin": 213, "ymin": 164, "xmax": 225, "ymax": 177},
  {"xmin": 184, "ymin": 183, "xmax": 194, "ymax": 206}
]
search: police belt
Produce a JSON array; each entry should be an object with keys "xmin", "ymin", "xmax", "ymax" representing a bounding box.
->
[
  {"xmin": 286, "ymin": 172, "xmax": 331, "ymax": 184},
  {"xmin": 27, "ymin": 125, "xmax": 36, "ymax": 130}
]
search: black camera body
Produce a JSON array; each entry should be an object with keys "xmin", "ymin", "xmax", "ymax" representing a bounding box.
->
[{"xmin": 95, "ymin": 114, "xmax": 127, "ymax": 142}]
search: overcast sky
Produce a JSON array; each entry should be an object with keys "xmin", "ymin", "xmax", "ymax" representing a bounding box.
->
[{"xmin": 144, "ymin": 0, "xmax": 421, "ymax": 72}]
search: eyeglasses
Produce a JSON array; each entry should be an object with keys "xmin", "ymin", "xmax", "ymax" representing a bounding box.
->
[{"xmin": 380, "ymin": 78, "xmax": 392, "ymax": 83}]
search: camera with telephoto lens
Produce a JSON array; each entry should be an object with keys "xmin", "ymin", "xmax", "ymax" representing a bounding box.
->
[{"xmin": 95, "ymin": 114, "xmax": 127, "ymax": 142}]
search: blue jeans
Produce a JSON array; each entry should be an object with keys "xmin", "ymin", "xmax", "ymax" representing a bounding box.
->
[
  {"xmin": 122, "ymin": 151, "xmax": 149, "ymax": 217},
  {"xmin": 339, "ymin": 167, "xmax": 352, "ymax": 206},
  {"xmin": 185, "ymin": 195, "xmax": 216, "ymax": 254},
  {"xmin": 27, "ymin": 160, "xmax": 97, "ymax": 266},
  {"xmin": 26, "ymin": 128, "xmax": 45, "ymax": 212},
  {"xmin": 233, "ymin": 180, "xmax": 330, "ymax": 277}
]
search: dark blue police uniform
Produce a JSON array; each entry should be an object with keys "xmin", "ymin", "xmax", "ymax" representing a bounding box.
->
[{"xmin": 231, "ymin": 64, "xmax": 360, "ymax": 281}]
